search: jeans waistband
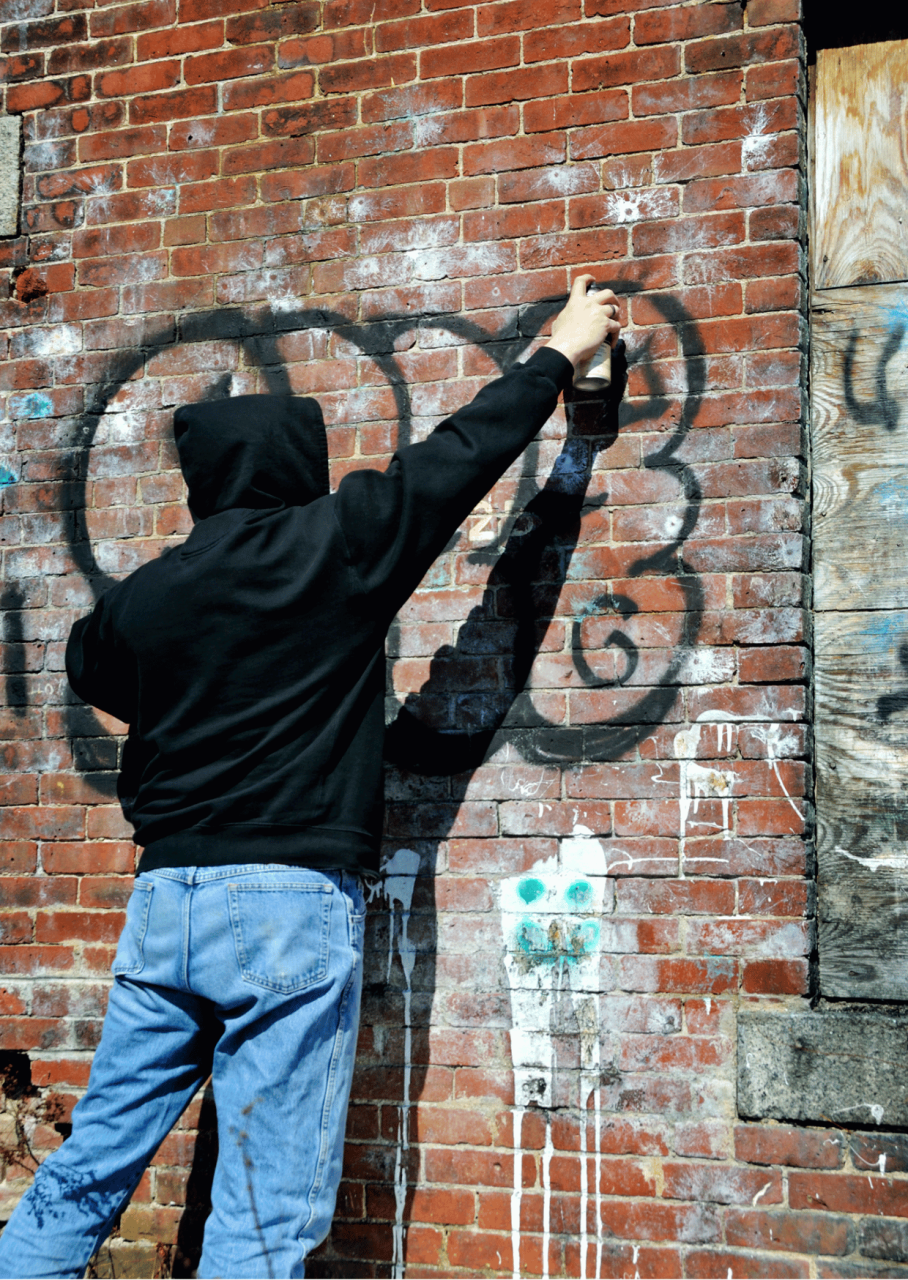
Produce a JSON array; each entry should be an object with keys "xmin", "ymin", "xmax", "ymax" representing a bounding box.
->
[{"xmin": 141, "ymin": 864, "xmax": 363, "ymax": 896}]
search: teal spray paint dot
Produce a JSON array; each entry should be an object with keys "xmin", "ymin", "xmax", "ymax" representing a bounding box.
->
[
  {"xmin": 0, "ymin": 468, "xmax": 15, "ymax": 488},
  {"xmin": 518, "ymin": 878, "xmax": 545, "ymax": 904},
  {"xmin": 566, "ymin": 880, "xmax": 592, "ymax": 908}
]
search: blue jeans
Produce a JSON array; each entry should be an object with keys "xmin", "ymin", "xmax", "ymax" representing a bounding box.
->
[{"xmin": 0, "ymin": 865, "xmax": 365, "ymax": 1279}]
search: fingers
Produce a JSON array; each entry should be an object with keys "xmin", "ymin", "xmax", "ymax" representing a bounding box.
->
[{"xmin": 571, "ymin": 273, "xmax": 596, "ymax": 299}]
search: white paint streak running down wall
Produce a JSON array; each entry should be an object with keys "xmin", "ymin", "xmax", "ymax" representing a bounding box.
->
[
  {"xmin": 376, "ymin": 847, "xmax": 421, "ymax": 1280},
  {"xmin": 499, "ymin": 826, "xmax": 609, "ymax": 1280},
  {"xmin": 673, "ymin": 720, "xmax": 735, "ymax": 873}
]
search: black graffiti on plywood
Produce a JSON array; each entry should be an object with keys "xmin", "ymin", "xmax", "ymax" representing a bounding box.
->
[
  {"xmin": 1, "ymin": 283, "xmax": 708, "ymax": 783},
  {"xmin": 843, "ymin": 324, "xmax": 906, "ymax": 433}
]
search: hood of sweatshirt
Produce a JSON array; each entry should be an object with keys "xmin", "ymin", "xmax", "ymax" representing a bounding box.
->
[{"xmin": 173, "ymin": 393, "xmax": 330, "ymax": 521}]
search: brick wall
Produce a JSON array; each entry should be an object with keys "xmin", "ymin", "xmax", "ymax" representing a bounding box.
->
[{"xmin": 1, "ymin": 0, "xmax": 906, "ymax": 1275}]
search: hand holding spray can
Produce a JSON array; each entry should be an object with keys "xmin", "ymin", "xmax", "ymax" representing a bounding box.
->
[{"xmin": 572, "ymin": 283, "xmax": 613, "ymax": 392}]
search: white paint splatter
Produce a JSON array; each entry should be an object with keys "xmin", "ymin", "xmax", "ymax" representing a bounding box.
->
[
  {"xmin": 499, "ymin": 825, "xmax": 609, "ymax": 1279},
  {"xmin": 23, "ymin": 325, "xmax": 81, "ymax": 357},
  {"xmin": 742, "ymin": 104, "xmax": 774, "ymax": 171},
  {"xmin": 752, "ymin": 1180, "xmax": 773, "ymax": 1205},
  {"xmin": 374, "ymin": 847, "xmax": 421, "ymax": 1280}
]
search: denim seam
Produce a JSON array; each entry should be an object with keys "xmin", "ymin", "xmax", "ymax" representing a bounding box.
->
[
  {"xmin": 111, "ymin": 880, "xmax": 153, "ymax": 977},
  {"xmin": 298, "ymin": 953, "xmax": 357, "ymax": 1252}
]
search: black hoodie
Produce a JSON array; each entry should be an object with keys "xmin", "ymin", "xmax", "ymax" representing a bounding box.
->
[{"xmin": 65, "ymin": 347, "xmax": 572, "ymax": 878}]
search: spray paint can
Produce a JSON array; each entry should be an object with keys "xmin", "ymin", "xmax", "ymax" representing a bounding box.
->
[{"xmin": 572, "ymin": 283, "xmax": 613, "ymax": 392}]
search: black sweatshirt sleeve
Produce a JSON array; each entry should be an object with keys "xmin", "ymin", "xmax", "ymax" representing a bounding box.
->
[
  {"xmin": 65, "ymin": 588, "xmax": 137, "ymax": 724},
  {"xmin": 333, "ymin": 346, "xmax": 572, "ymax": 606}
]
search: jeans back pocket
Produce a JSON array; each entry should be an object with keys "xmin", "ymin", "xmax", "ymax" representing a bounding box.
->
[
  {"xmin": 229, "ymin": 882, "xmax": 332, "ymax": 994},
  {"xmin": 111, "ymin": 880, "xmax": 153, "ymax": 977}
]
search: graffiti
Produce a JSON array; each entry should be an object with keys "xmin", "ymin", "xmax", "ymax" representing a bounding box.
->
[
  {"xmin": 0, "ymin": 283, "xmax": 709, "ymax": 785},
  {"xmin": 843, "ymin": 324, "xmax": 905, "ymax": 433},
  {"xmin": 877, "ymin": 640, "xmax": 908, "ymax": 720}
]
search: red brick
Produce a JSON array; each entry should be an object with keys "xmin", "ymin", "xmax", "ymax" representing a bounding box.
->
[
  {"xmin": 573, "ymin": 43, "xmax": 679, "ymax": 92},
  {"xmin": 8, "ymin": 76, "xmax": 92, "ymax": 113},
  {"xmin": 185, "ymin": 45, "xmax": 274, "ymax": 85},
  {"xmin": 1, "ymin": 14, "xmax": 87, "ymax": 53},
  {"xmin": 281, "ymin": 30, "xmax": 369, "ymax": 71},
  {"xmin": 376, "ymin": 9, "xmax": 472, "ymax": 51},
  {"xmin": 636, "ymin": 2, "xmax": 743, "ymax": 44},
  {"xmin": 633, "ymin": 69, "xmax": 741, "ymax": 116},
  {"xmin": 747, "ymin": 58, "xmax": 801, "ymax": 102},
  {"xmin": 726, "ymin": 1208, "xmax": 848, "ymax": 1256},
  {"xmin": 463, "ymin": 133, "xmax": 565, "ymax": 176},
  {"xmin": 0, "ymin": 946, "xmax": 74, "ymax": 976},
  {"xmin": 222, "ymin": 69, "xmax": 315, "ymax": 111},
  {"xmin": 737, "ymin": 1126, "xmax": 844, "ymax": 1171},
  {"xmin": 128, "ymin": 86, "xmax": 219, "ymax": 125},
  {"xmin": 524, "ymin": 15, "xmax": 629, "ymax": 61},
  {"xmin": 684, "ymin": 1250, "xmax": 809, "ymax": 1279},
  {"xmin": 95, "ymin": 59, "xmax": 180, "ymax": 99},
  {"xmin": 35, "ymin": 910, "xmax": 124, "ymax": 945},
  {"xmin": 524, "ymin": 88, "xmax": 627, "ymax": 133},
  {"xmin": 136, "ymin": 19, "xmax": 222, "ymax": 61},
  {"xmin": 465, "ymin": 63, "xmax": 568, "ymax": 107},
  {"xmin": 320, "ymin": 52, "xmax": 416, "ymax": 95},
  {"xmin": 572, "ymin": 116, "xmax": 677, "ymax": 160},
  {"xmin": 420, "ymin": 35, "xmax": 519, "ymax": 78},
  {"xmin": 683, "ymin": 98, "xmax": 797, "ymax": 148},
  {"xmin": 683, "ymin": 169, "xmax": 800, "ymax": 214},
  {"xmin": 685, "ymin": 27, "xmax": 800, "ymax": 75},
  {"xmin": 792, "ymin": 1171, "xmax": 908, "ymax": 1218},
  {"xmin": 77, "ymin": 124, "xmax": 167, "ymax": 163},
  {"xmin": 90, "ymin": 0, "xmax": 175, "ymax": 37},
  {"xmin": 620, "ymin": 956, "xmax": 738, "ymax": 994},
  {"xmin": 224, "ymin": 2, "xmax": 318, "ymax": 44},
  {"xmin": 46, "ymin": 38, "xmax": 132, "ymax": 77}
]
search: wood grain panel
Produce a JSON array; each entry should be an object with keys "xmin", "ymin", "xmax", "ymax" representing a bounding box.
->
[
  {"xmin": 811, "ymin": 284, "xmax": 908, "ymax": 611},
  {"xmin": 815, "ymin": 610, "xmax": 908, "ymax": 999},
  {"xmin": 814, "ymin": 40, "xmax": 908, "ymax": 289}
]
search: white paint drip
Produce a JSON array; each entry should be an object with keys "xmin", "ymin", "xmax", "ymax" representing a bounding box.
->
[
  {"xmin": 836, "ymin": 846, "xmax": 908, "ymax": 872},
  {"xmin": 374, "ymin": 847, "xmax": 421, "ymax": 1280},
  {"xmin": 674, "ymin": 720, "xmax": 735, "ymax": 874},
  {"xmin": 499, "ymin": 825, "xmax": 608, "ymax": 1280},
  {"xmin": 752, "ymin": 1180, "xmax": 773, "ymax": 1205},
  {"xmin": 834, "ymin": 1101, "xmax": 886, "ymax": 1125},
  {"xmin": 750, "ymin": 722, "xmax": 802, "ymax": 819}
]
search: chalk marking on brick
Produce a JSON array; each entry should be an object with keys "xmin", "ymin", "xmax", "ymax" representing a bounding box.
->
[
  {"xmin": 373, "ymin": 846, "xmax": 421, "ymax": 1280},
  {"xmin": 499, "ymin": 825, "xmax": 609, "ymax": 1279}
]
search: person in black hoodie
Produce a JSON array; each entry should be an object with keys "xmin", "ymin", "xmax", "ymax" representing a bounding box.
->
[{"xmin": 0, "ymin": 278, "xmax": 621, "ymax": 1278}]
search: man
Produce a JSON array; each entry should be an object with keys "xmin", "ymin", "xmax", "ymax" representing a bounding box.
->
[{"xmin": 0, "ymin": 277, "xmax": 621, "ymax": 1278}]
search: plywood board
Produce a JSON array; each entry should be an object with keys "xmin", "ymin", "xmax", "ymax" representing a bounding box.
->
[
  {"xmin": 812, "ymin": 284, "xmax": 908, "ymax": 611},
  {"xmin": 814, "ymin": 40, "xmax": 908, "ymax": 289},
  {"xmin": 815, "ymin": 610, "xmax": 908, "ymax": 999}
]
